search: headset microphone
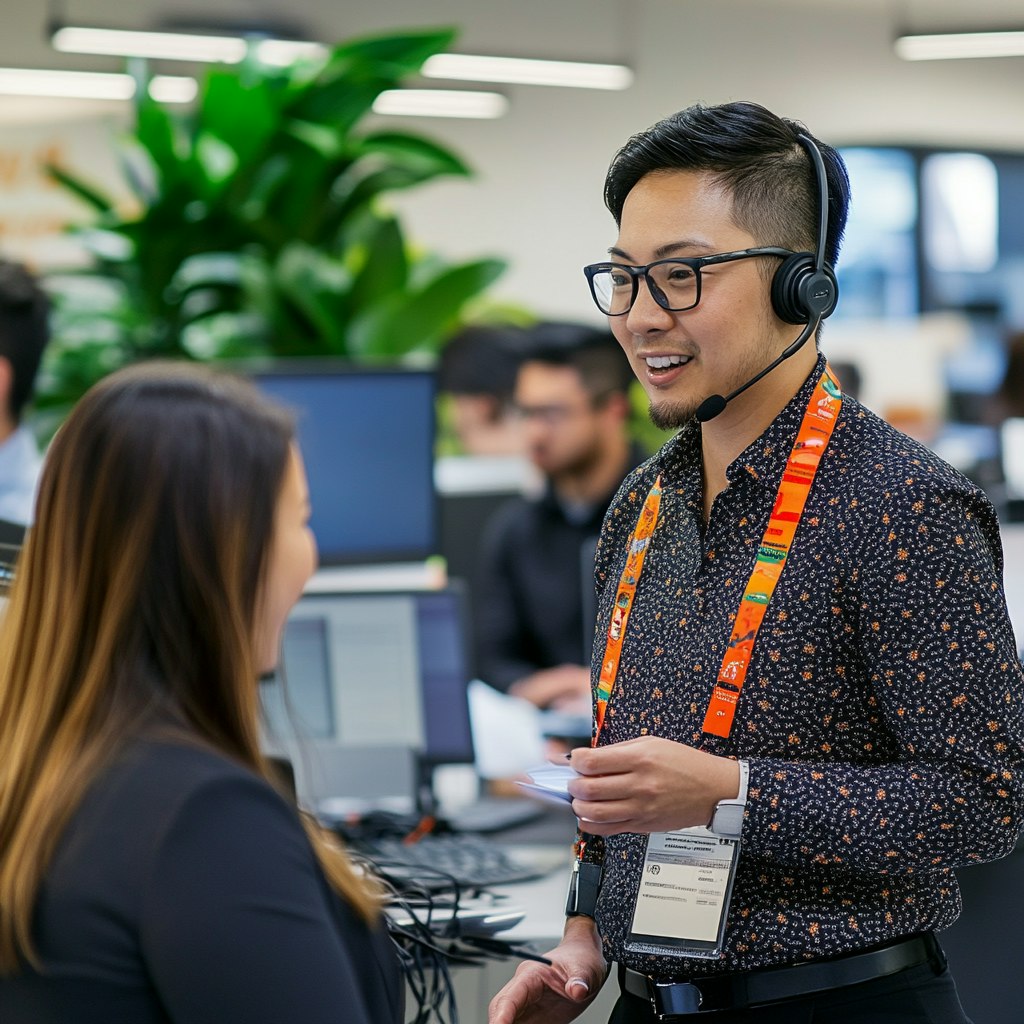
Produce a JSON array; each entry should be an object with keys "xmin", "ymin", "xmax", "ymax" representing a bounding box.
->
[
  {"xmin": 694, "ymin": 133, "xmax": 837, "ymax": 425},
  {"xmin": 695, "ymin": 316, "xmax": 819, "ymax": 423}
]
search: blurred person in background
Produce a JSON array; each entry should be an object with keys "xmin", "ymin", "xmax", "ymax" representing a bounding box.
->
[
  {"xmin": 992, "ymin": 329, "xmax": 1024, "ymax": 422},
  {"xmin": 438, "ymin": 323, "xmax": 532, "ymax": 456},
  {"xmin": 475, "ymin": 322, "xmax": 644, "ymax": 709},
  {"xmin": 0, "ymin": 260, "xmax": 50, "ymax": 526}
]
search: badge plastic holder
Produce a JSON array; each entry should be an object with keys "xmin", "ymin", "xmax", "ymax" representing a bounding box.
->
[{"xmin": 624, "ymin": 826, "xmax": 741, "ymax": 960}]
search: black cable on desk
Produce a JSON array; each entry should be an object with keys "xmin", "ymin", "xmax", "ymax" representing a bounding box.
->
[{"xmin": 350, "ymin": 852, "xmax": 553, "ymax": 1024}]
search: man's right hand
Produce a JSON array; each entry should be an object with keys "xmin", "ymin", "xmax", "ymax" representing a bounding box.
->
[{"xmin": 488, "ymin": 916, "xmax": 607, "ymax": 1024}]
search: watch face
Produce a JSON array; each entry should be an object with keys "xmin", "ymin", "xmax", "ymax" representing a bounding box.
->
[{"xmin": 713, "ymin": 803, "xmax": 744, "ymax": 838}]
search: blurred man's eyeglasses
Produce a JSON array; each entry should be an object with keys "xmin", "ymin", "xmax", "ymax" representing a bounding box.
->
[
  {"xmin": 583, "ymin": 247, "xmax": 793, "ymax": 316},
  {"xmin": 513, "ymin": 390, "xmax": 615, "ymax": 427}
]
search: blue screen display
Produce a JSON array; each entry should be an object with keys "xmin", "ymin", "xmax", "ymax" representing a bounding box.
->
[{"xmin": 251, "ymin": 366, "xmax": 437, "ymax": 564}]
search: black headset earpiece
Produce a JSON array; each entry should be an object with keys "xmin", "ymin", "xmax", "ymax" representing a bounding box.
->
[
  {"xmin": 769, "ymin": 134, "xmax": 839, "ymax": 326},
  {"xmin": 770, "ymin": 254, "xmax": 837, "ymax": 324}
]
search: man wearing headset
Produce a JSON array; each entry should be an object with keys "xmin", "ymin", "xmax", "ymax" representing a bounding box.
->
[{"xmin": 490, "ymin": 101, "xmax": 1024, "ymax": 1023}]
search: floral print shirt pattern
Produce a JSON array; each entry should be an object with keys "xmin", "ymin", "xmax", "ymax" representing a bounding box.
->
[{"xmin": 584, "ymin": 355, "xmax": 1024, "ymax": 978}]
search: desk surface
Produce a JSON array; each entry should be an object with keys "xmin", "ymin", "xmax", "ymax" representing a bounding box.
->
[{"xmin": 482, "ymin": 803, "xmax": 577, "ymax": 943}]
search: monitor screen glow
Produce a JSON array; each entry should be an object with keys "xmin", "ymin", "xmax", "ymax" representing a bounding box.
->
[{"xmin": 249, "ymin": 364, "xmax": 437, "ymax": 565}]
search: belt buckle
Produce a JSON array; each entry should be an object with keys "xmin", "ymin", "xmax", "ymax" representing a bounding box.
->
[{"xmin": 650, "ymin": 979, "xmax": 703, "ymax": 1019}]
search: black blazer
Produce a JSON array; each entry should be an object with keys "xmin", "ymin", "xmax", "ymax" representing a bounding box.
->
[{"xmin": 0, "ymin": 737, "xmax": 403, "ymax": 1024}]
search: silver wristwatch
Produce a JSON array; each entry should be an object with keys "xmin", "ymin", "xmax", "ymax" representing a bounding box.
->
[{"xmin": 708, "ymin": 759, "xmax": 749, "ymax": 840}]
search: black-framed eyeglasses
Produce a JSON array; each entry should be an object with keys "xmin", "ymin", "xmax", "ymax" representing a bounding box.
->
[{"xmin": 583, "ymin": 247, "xmax": 794, "ymax": 316}]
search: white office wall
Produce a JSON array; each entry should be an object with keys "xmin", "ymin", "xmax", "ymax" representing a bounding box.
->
[
  {"xmin": 2, "ymin": 0, "xmax": 1024, "ymax": 319},
  {"xmin": 385, "ymin": 0, "xmax": 1024, "ymax": 321}
]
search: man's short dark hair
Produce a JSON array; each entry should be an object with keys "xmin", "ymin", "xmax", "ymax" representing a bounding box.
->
[
  {"xmin": 0, "ymin": 260, "xmax": 51, "ymax": 422},
  {"xmin": 603, "ymin": 101, "xmax": 850, "ymax": 270},
  {"xmin": 521, "ymin": 321, "xmax": 634, "ymax": 400}
]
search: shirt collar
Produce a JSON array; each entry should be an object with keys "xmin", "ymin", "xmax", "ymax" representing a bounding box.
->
[{"xmin": 724, "ymin": 352, "xmax": 829, "ymax": 490}]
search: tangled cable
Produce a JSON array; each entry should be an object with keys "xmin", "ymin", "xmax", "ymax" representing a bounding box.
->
[{"xmin": 345, "ymin": 839, "xmax": 551, "ymax": 1024}]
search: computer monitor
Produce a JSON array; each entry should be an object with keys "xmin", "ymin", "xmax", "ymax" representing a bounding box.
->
[
  {"xmin": 246, "ymin": 362, "xmax": 437, "ymax": 566},
  {"xmin": 260, "ymin": 585, "xmax": 476, "ymax": 778}
]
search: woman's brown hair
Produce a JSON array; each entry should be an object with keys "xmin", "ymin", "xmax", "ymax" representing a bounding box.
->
[{"xmin": 0, "ymin": 361, "xmax": 378, "ymax": 972}]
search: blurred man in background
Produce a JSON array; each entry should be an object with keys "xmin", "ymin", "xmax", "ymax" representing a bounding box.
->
[
  {"xmin": 474, "ymin": 322, "xmax": 643, "ymax": 709},
  {"xmin": 0, "ymin": 260, "xmax": 50, "ymax": 527}
]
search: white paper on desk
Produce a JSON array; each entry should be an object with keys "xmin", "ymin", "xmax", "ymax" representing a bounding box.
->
[{"xmin": 468, "ymin": 679, "xmax": 547, "ymax": 779}]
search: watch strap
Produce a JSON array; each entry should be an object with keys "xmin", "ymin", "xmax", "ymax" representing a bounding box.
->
[
  {"xmin": 565, "ymin": 860, "xmax": 603, "ymax": 918},
  {"xmin": 709, "ymin": 759, "xmax": 749, "ymax": 839},
  {"xmin": 734, "ymin": 758, "xmax": 750, "ymax": 805}
]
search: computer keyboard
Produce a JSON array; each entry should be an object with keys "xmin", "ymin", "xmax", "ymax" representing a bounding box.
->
[
  {"xmin": 352, "ymin": 832, "xmax": 548, "ymax": 890},
  {"xmin": 443, "ymin": 796, "xmax": 546, "ymax": 834}
]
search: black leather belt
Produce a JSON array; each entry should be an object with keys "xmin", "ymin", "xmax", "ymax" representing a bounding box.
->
[{"xmin": 620, "ymin": 932, "xmax": 945, "ymax": 1018}]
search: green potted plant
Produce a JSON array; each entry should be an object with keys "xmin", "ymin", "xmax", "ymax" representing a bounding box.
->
[{"xmin": 37, "ymin": 26, "xmax": 506, "ymax": 426}]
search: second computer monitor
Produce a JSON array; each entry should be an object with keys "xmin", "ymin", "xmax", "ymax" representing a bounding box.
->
[{"xmin": 260, "ymin": 585, "xmax": 476, "ymax": 807}]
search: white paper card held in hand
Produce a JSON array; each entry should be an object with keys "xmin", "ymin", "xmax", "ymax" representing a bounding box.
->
[{"xmin": 515, "ymin": 763, "xmax": 580, "ymax": 805}]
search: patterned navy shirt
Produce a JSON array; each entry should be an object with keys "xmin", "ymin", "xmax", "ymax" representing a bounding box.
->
[{"xmin": 583, "ymin": 354, "xmax": 1024, "ymax": 978}]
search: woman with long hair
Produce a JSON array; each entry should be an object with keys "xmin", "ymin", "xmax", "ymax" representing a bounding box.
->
[{"xmin": 0, "ymin": 362, "xmax": 402, "ymax": 1023}]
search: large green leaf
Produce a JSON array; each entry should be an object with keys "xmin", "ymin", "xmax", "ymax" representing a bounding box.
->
[
  {"xmin": 193, "ymin": 132, "xmax": 240, "ymax": 200},
  {"xmin": 327, "ymin": 165, "xmax": 455, "ymax": 232},
  {"xmin": 181, "ymin": 312, "xmax": 269, "ymax": 360},
  {"xmin": 197, "ymin": 71, "xmax": 280, "ymax": 170},
  {"xmin": 287, "ymin": 28, "xmax": 456, "ymax": 129},
  {"xmin": 326, "ymin": 28, "xmax": 457, "ymax": 80},
  {"xmin": 169, "ymin": 251, "xmax": 249, "ymax": 295},
  {"xmin": 355, "ymin": 131, "xmax": 470, "ymax": 178},
  {"xmin": 347, "ymin": 215, "xmax": 408, "ymax": 313},
  {"xmin": 320, "ymin": 132, "xmax": 470, "ymax": 232},
  {"xmin": 273, "ymin": 243, "xmax": 354, "ymax": 353},
  {"xmin": 347, "ymin": 257, "xmax": 506, "ymax": 358},
  {"xmin": 239, "ymin": 152, "xmax": 293, "ymax": 225},
  {"xmin": 45, "ymin": 163, "xmax": 115, "ymax": 215},
  {"xmin": 134, "ymin": 99, "xmax": 188, "ymax": 196},
  {"xmin": 286, "ymin": 120, "xmax": 346, "ymax": 160}
]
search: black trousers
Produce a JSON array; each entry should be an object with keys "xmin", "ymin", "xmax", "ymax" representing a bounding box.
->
[{"xmin": 609, "ymin": 962, "xmax": 973, "ymax": 1024}]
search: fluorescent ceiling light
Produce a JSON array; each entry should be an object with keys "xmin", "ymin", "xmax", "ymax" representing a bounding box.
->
[
  {"xmin": 148, "ymin": 75, "xmax": 198, "ymax": 103},
  {"xmin": 54, "ymin": 27, "xmax": 334, "ymax": 68},
  {"xmin": 0, "ymin": 67, "xmax": 196, "ymax": 103},
  {"xmin": 53, "ymin": 26, "xmax": 247, "ymax": 63},
  {"xmin": 51, "ymin": 26, "xmax": 633, "ymax": 90},
  {"xmin": 895, "ymin": 30, "xmax": 1024, "ymax": 61},
  {"xmin": 254, "ymin": 39, "xmax": 328, "ymax": 66},
  {"xmin": 0, "ymin": 67, "xmax": 133, "ymax": 99},
  {"xmin": 422, "ymin": 53, "xmax": 633, "ymax": 90},
  {"xmin": 372, "ymin": 89, "xmax": 508, "ymax": 119}
]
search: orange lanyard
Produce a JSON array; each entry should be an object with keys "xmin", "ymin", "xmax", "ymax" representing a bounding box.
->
[
  {"xmin": 594, "ymin": 367, "xmax": 842, "ymax": 747},
  {"xmin": 702, "ymin": 367, "xmax": 841, "ymax": 736},
  {"xmin": 594, "ymin": 477, "xmax": 663, "ymax": 738}
]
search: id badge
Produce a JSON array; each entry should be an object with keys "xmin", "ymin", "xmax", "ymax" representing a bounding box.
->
[{"xmin": 624, "ymin": 826, "xmax": 740, "ymax": 960}]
